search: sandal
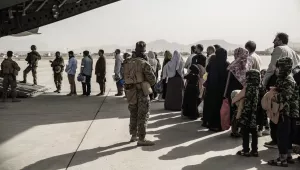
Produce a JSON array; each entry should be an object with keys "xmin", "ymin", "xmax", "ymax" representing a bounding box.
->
[
  {"xmin": 250, "ymin": 151, "xmax": 259, "ymax": 157},
  {"xmin": 236, "ymin": 150, "xmax": 251, "ymax": 157},
  {"xmin": 287, "ymin": 157, "xmax": 295, "ymax": 164},
  {"xmin": 268, "ymin": 158, "xmax": 288, "ymax": 167}
]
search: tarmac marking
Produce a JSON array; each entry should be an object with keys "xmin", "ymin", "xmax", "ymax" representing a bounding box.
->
[{"xmin": 65, "ymin": 89, "xmax": 111, "ymax": 169}]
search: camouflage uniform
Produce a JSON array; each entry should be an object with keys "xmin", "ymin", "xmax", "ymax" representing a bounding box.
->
[
  {"xmin": 238, "ymin": 69, "xmax": 260, "ymax": 154},
  {"xmin": 22, "ymin": 51, "xmax": 41, "ymax": 85},
  {"xmin": 51, "ymin": 57, "xmax": 65, "ymax": 92},
  {"xmin": 1, "ymin": 58, "xmax": 21, "ymax": 102},
  {"xmin": 124, "ymin": 41, "xmax": 156, "ymax": 146}
]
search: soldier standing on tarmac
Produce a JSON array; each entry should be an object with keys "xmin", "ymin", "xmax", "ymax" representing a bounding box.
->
[
  {"xmin": 20, "ymin": 45, "xmax": 41, "ymax": 85},
  {"xmin": 1, "ymin": 51, "xmax": 21, "ymax": 102},
  {"xmin": 50, "ymin": 51, "xmax": 65, "ymax": 93},
  {"xmin": 123, "ymin": 41, "xmax": 156, "ymax": 146}
]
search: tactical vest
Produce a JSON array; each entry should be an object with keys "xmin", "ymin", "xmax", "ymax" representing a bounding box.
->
[
  {"xmin": 123, "ymin": 58, "xmax": 145, "ymax": 85},
  {"xmin": 1, "ymin": 59, "xmax": 17, "ymax": 75}
]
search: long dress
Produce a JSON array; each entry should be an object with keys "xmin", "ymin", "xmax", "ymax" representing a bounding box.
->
[
  {"xmin": 182, "ymin": 73, "xmax": 200, "ymax": 120},
  {"xmin": 164, "ymin": 72, "xmax": 184, "ymax": 111},
  {"xmin": 203, "ymin": 49, "xmax": 229, "ymax": 130}
]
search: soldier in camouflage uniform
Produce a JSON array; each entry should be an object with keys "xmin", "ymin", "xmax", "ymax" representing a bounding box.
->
[
  {"xmin": 268, "ymin": 57, "xmax": 299, "ymax": 167},
  {"xmin": 20, "ymin": 45, "xmax": 41, "ymax": 85},
  {"xmin": 236, "ymin": 69, "xmax": 260, "ymax": 157},
  {"xmin": 123, "ymin": 41, "xmax": 156, "ymax": 146},
  {"xmin": 50, "ymin": 52, "xmax": 65, "ymax": 93},
  {"xmin": 1, "ymin": 51, "xmax": 21, "ymax": 102}
]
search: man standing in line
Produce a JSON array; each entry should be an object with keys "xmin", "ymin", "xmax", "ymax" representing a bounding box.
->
[
  {"xmin": 66, "ymin": 51, "xmax": 77, "ymax": 96},
  {"xmin": 245, "ymin": 41, "xmax": 262, "ymax": 71},
  {"xmin": 206, "ymin": 46, "xmax": 216, "ymax": 67},
  {"xmin": 192, "ymin": 44, "xmax": 207, "ymax": 68},
  {"xmin": 20, "ymin": 45, "xmax": 41, "ymax": 85},
  {"xmin": 123, "ymin": 41, "xmax": 156, "ymax": 146},
  {"xmin": 95, "ymin": 49, "xmax": 106, "ymax": 96},
  {"xmin": 80, "ymin": 51, "xmax": 93, "ymax": 96},
  {"xmin": 114, "ymin": 49, "xmax": 124, "ymax": 96},
  {"xmin": 1, "ymin": 51, "xmax": 21, "ymax": 102},
  {"xmin": 263, "ymin": 33, "xmax": 300, "ymax": 149},
  {"xmin": 184, "ymin": 45, "xmax": 196, "ymax": 70},
  {"xmin": 50, "ymin": 51, "xmax": 65, "ymax": 93}
]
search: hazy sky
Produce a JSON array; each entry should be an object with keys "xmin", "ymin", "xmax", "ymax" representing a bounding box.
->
[{"xmin": 0, "ymin": 0, "xmax": 300, "ymax": 52}]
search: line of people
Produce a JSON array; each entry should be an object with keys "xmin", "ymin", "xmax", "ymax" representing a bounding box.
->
[{"xmin": 154, "ymin": 32, "xmax": 300, "ymax": 167}]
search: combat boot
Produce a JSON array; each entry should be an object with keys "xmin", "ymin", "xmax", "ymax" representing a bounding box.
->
[
  {"xmin": 20, "ymin": 80, "xmax": 26, "ymax": 83},
  {"xmin": 129, "ymin": 135, "xmax": 138, "ymax": 142},
  {"xmin": 137, "ymin": 139, "xmax": 155, "ymax": 146}
]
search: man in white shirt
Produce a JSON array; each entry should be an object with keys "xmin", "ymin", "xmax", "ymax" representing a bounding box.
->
[
  {"xmin": 263, "ymin": 33, "xmax": 300, "ymax": 149},
  {"xmin": 245, "ymin": 41, "xmax": 262, "ymax": 71},
  {"xmin": 184, "ymin": 45, "xmax": 196, "ymax": 70}
]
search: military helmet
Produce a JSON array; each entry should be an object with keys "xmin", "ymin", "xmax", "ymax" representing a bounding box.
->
[
  {"xmin": 31, "ymin": 45, "xmax": 37, "ymax": 51},
  {"xmin": 246, "ymin": 69, "xmax": 260, "ymax": 86},
  {"xmin": 54, "ymin": 66, "xmax": 62, "ymax": 73},
  {"xmin": 277, "ymin": 57, "xmax": 293, "ymax": 76},
  {"xmin": 135, "ymin": 41, "xmax": 146, "ymax": 53}
]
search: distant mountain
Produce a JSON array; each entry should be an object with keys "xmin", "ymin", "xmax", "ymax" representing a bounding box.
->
[
  {"xmin": 73, "ymin": 39, "xmax": 241, "ymax": 53},
  {"xmin": 191, "ymin": 39, "xmax": 241, "ymax": 51}
]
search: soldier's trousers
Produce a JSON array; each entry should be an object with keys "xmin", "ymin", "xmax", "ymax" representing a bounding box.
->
[
  {"xmin": 2, "ymin": 75, "xmax": 17, "ymax": 99},
  {"xmin": 128, "ymin": 90, "xmax": 150, "ymax": 140},
  {"xmin": 54, "ymin": 73, "xmax": 63, "ymax": 90},
  {"xmin": 23, "ymin": 66, "xmax": 37, "ymax": 84}
]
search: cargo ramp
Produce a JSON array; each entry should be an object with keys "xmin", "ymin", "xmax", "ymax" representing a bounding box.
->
[{"xmin": 0, "ymin": 78, "xmax": 48, "ymax": 98}]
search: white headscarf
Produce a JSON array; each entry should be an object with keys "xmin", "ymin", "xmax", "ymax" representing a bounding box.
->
[
  {"xmin": 162, "ymin": 51, "xmax": 185, "ymax": 80},
  {"xmin": 148, "ymin": 51, "xmax": 158, "ymax": 71}
]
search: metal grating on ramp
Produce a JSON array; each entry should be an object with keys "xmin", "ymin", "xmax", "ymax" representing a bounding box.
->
[{"xmin": 0, "ymin": 78, "xmax": 48, "ymax": 98}]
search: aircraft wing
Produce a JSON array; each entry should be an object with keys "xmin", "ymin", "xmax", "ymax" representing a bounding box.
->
[{"xmin": 0, "ymin": 0, "xmax": 120, "ymax": 38}]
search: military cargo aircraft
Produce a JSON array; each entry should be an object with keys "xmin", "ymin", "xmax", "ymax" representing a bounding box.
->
[{"xmin": 0, "ymin": 0, "xmax": 120, "ymax": 37}]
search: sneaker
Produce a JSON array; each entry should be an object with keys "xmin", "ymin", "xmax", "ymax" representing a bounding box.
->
[
  {"xmin": 129, "ymin": 135, "xmax": 138, "ymax": 142},
  {"xmin": 257, "ymin": 131, "xmax": 263, "ymax": 137},
  {"xmin": 137, "ymin": 140, "xmax": 155, "ymax": 146},
  {"xmin": 262, "ymin": 129, "xmax": 270, "ymax": 135},
  {"xmin": 264, "ymin": 141, "xmax": 278, "ymax": 149}
]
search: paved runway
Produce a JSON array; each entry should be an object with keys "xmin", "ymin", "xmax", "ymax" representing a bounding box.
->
[{"xmin": 0, "ymin": 58, "xmax": 299, "ymax": 170}]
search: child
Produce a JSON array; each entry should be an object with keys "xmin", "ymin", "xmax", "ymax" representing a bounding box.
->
[
  {"xmin": 182, "ymin": 64, "xmax": 202, "ymax": 120},
  {"xmin": 268, "ymin": 57, "xmax": 297, "ymax": 167},
  {"xmin": 236, "ymin": 69, "xmax": 260, "ymax": 157}
]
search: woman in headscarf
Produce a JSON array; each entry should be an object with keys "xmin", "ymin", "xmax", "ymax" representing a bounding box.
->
[
  {"xmin": 162, "ymin": 50, "xmax": 185, "ymax": 111},
  {"xmin": 203, "ymin": 48, "xmax": 230, "ymax": 131},
  {"xmin": 182, "ymin": 64, "xmax": 202, "ymax": 120},
  {"xmin": 148, "ymin": 51, "xmax": 158, "ymax": 100},
  {"xmin": 160, "ymin": 50, "xmax": 173, "ymax": 101},
  {"xmin": 227, "ymin": 47, "xmax": 253, "ymax": 136}
]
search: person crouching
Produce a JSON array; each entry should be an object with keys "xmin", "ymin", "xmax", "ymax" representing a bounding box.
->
[{"xmin": 236, "ymin": 69, "xmax": 260, "ymax": 157}]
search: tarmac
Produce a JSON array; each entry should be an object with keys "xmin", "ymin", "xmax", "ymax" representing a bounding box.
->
[{"xmin": 0, "ymin": 59, "xmax": 299, "ymax": 170}]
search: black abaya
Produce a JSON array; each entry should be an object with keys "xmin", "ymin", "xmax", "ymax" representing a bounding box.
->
[
  {"xmin": 203, "ymin": 48, "xmax": 229, "ymax": 130},
  {"xmin": 182, "ymin": 73, "xmax": 200, "ymax": 120}
]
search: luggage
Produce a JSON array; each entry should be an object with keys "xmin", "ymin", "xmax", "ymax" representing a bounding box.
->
[
  {"xmin": 154, "ymin": 79, "xmax": 163, "ymax": 94},
  {"xmin": 220, "ymin": 72, "xmax": 231, "ymax": 130}
]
